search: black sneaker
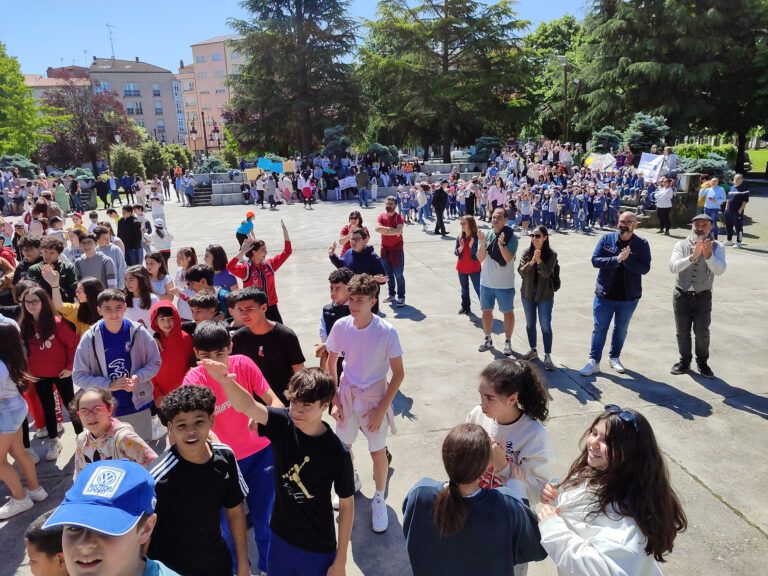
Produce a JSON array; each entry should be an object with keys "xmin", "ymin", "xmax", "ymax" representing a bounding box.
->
[
  {"xmin": 458, "ymin": 308, "xmax": 468, "ymax": 315},
  {"xmin": 670, "ymin": 361, "xmax": 690, "ymax": 375},
  {"xmin": 698, "ymin": 362, "xmax": 714, "ymax": 379}
]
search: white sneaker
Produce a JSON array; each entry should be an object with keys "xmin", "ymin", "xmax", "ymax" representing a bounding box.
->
[
  {"xmin": 608, "ymin": 358, "xmax": 626, "ymax": 374},
  {"xmin": 382, "ymin": 296, "xmax": 395, "ymax": 303},
  {"xmin": 45, "ymin": 439, "xmax": 62, "ymax": 461},
  {"xmin": 395, "ymin": 298, "xmax": 405, "ymax": 307},
  {"xmin": 26, "ymin": 448, "xmax": 40, "ymax": 464},
  {"xmin": 371, "ymin": 496, "xmax": 388, "ymax": 533},
  {"xmin": 26, "ymin": 486, "xmax": 48, "ymax": 503},
  {"xmin": 0, "ymin": 496, "xmax": 34, "ymax": 520},
  {"xmin": 734, "ymin": 242, "xmax": 741, "ymax": 248},
  {"xmin": 34, "ymin": 428, "xmax": 48, "ymax": 439},
  {"xmin": 151, "ymin": 416, "xmax": 167, "ymax": 441},
  {"xmin": 579, "ymin": 359, "xmax": 600, "ymax": 376}
]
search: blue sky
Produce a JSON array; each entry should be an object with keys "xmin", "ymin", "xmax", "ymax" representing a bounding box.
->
[{"xmin": 5, "ymin": 0, "xmax": 582, "ymax": 75}]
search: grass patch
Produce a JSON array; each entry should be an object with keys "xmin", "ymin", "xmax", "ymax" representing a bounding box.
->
[{"xmin": 747, "ymin": 149, "xmax": 768, "ymax": 174}]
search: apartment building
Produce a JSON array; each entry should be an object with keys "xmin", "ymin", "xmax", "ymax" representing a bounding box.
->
[
  {"xmin": 189, "ymin": 35, "xmax": 244, "ymax": 146},
  {"xmin": 23, "ymin": 74, "xmax": 90, "ymax": 100},
  {"xmin": 88, "ymin": 57, "xmax": 187, "ymax": 145}
]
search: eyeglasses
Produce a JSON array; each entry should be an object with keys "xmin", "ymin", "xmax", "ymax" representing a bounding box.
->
[
  {"xmin": 604, "ymin": 404, "xmax": 638, "ymax": 431},
  {"xmin": 77, "ymin": 405, "xmax": 108, "ymax": 418},
  {"xmin": 24, "ymin": 299, "xmax": 41, "ymax": 306},
  {"xmin": 530, "ymin": 233, "xmax": 543, "ymax": 238}
]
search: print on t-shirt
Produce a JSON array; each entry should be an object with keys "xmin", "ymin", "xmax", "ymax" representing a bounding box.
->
[
  {"xmin": 282, "ymin": 456, "xmax": 314, "ymax": 501},
  {"xmin": 479, "ymin": 439, "xmax": 521, "ymax": 489}
]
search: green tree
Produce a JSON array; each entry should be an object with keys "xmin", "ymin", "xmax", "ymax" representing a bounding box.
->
[
  {"xmin": 622, "ymin": 113, "xmax": 669, "ymax": 156},
  {"xmin": 141, "ymin": 140, "xmax": 173, "ymax": 179},
  {"xmin": 164, "ymin": 143, "xmax": 191, "ymax": 171},
  {"xmin": 360, "ymin": 0, "xmax": 532, "ymax": 163},
  {"xmin": 226, "ymin": 0, "xmax": 360, "ymax": 156},
  {"xmin": 589, "ymin": 125, "xmax": 623, "ymax": 153},
  {"xmin": 110, "ymin": 144, "xmax": 146, "ymax": 180},
  {"xmin": 0, "ymin": 43, "xmax": 56, "ymax": 157},
  {"xmin": 0, "ymin": 154, "xmax": 40, "ymax": 179},
  {"xmin": 321, "ymin": 125, "xmax": 352, "ymax": 158}
]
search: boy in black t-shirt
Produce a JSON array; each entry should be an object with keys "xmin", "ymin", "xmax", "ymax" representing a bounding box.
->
[
  {"xmin": 231, "ymin": 288, "xmax": 305, "ymax": 404},
  {"xmin": 315, "ymin": 267, "xmax": 353, "ymax": 374},
  {"xmin": 197, "ymin": 360, "xmax": 354, "ymax": 576},
  {"xmin": 149, "ymin": 386, "xmax": 250, "ymax": 576}
]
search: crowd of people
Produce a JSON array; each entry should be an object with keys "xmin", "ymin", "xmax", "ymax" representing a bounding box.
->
[{"xmin": 0, "ymin": 137, "xmax": 743, "ymax": 576}]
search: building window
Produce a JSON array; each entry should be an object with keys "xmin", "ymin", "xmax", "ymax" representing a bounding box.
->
[
  {"xmin": 199, "ymin": 89, "xmax": 210, "ymax": 95},
  {"xmin": 126, "ymin": 101, "xmax": 143, "ymax": 115},
  {"xmin": 136, "ymin": 119, "xmax": 145, "ymax": 127},
  {"xmin": 187, "ymin": 111, "xmax": 198, "ymax": 122},
  {"xmin": 230, "ymin": 65, "xmax": 240, "ymax": 75},
  {"xmin": 202, "ymin": 105, "xmax": 212, "ymax": 111},
  {"xmin": 212, "ymin": 53, "xmax": 223, "ymax": 61},
  {"xmin": 154, "ymin": 102, "xmax": 163, "ymax": 115},
  {"xmin": 176, "ymin": 101, "xmax": 184, "ymax": 115},
  {"xmin": 215, "ymin": 86, "xmax": 227, "ymax": 94},
  {"xmin": 196, "ymin": 55, "xmax": 206, "ymax": 63},
  {"xmin": 123, "ymin": 83, "xmax": 140, "ymax": 97},
  {"xmin": 231, "ymin": 51, "xmax": 240, "ymax": 59},
  {"xmin": 173, "ymin": 82, "xmax": 181, "ymax": 96},
  {"xmin": 157, "ymin": 120, "xmax": 165, "ymax": 133},
  {"xmin": 152, "ymin": 83, "xmax": 161, "ymax": 97},
  {"xmin": 198, "ymin": 71, "xmax": 208, "ymax": 79},
  {"xmin": 213, "ymin": 69, "xmax": 225, "ymax": 78},
  {"xmin": 183, "ymin": 81, "xmax": 195, "ymax": 92},
  {"xmin": 178, "ymin": 119, "xmax": 186, "ymax": 133},
  {"xmin": 184, "ymin": 97, "xmax": 197, "ymax": 108}
]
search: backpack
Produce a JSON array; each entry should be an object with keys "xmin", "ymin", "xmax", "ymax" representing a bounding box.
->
[{"xmin": 552, "ymin": 262, "xmax": 561, "ymax": 292}]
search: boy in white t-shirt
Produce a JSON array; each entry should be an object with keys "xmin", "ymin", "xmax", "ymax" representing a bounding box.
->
[{"xmin": 327, "ymin": 273, "xmax": 404, "ymax": 534}]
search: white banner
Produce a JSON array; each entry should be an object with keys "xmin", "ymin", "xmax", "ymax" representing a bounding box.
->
[
  {"xmin": 637, "ymin": 152, "xmax": 664, "ymax": 181},
  {"xmin": 338, "ymin": 176, "xmax": 357, "ymax": 190}
]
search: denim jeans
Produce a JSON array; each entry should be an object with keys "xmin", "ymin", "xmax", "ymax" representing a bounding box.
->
[
  {"xmin": 589, "ymin": 295, "xmax": 639, "ymax": 362},
  {"xmin": 521, "ymin": 297, "xmax": 554, "ymax": 354},
  {"xmin": 221, "ymin": 446, "xmax": 275, "ymax": 573},
  {"xmin": 458, "ymin": 271, "xmax": 481, "ymax": 311},
  {"xmin": 358, "ymin": 187, "xmax": 368, "ymax": 207},
  {"xmin": 125, "ymin": 248, "xmax": 142, "ymax": 267},
  {"xmin": 704, "ymin": 208, "xmax": 720, "ymax": 239},
  {"xmin": 382, "ymin": 250, "xmax": 405, "ymax": 299},
  {"xmin": 71, "ymin": 194, "xmax": 84, "ymax": 212}
]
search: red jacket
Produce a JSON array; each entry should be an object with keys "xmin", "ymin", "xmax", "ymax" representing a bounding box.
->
[
  {"xmin": 150, "ymin": 301, "xmax": 194, "ymax": 399},
  {"xmin": 25, "ymin": 317, "xmax": 79, "ymax": 377},
  {"xmin": 226, "ymin": 240, "xmax": 292, "ymax": 306},
  {"xmin": 0, "ymin": 245, "xmax": 17, "ymax": 267}
]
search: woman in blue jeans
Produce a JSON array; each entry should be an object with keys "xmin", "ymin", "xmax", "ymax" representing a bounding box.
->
[
  {"xmin": 517, "ymin": 225, "xmax": 557, "ymax": 370},
  {"xmin": 455, "ymin": 215, "xmax": 481, "ymax": 315}
]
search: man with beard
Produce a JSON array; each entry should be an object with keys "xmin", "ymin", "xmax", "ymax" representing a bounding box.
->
[
  {"xmin": 375, "ymin": 196, "xmax": 406, "ymax": 307},
  {"xmin": 668, "ymin": 214, "xmax": 726, "ymax": 379},
  {"xmin": 432, "ymin": 180, "xmax": 448, "ymax": 236},
  {"xmin": 580, "ymin": 212, "xmax": 651, "ymax": 376}
]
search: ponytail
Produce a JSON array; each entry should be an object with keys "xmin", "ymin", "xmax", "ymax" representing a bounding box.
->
[
  {"xmin": 434, "ymin": 482, "xmax": 468, "ymax": 536},
  {"xmin": 480, "ymin": 359, "xmax": 549, "ymax": 422},
  {"xmin": 433, "ymin": 424, "xmax": 491, "ymax": 536}
]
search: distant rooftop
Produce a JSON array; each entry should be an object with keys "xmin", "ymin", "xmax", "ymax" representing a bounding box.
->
[
  {"xmin": 89, "ymin": 57, "xmax": 171, "ymax": 74},
  {"xmin": 24, "ymin": 74, "xmax": 90, "ymax": 88},
  {"xmin": 191, "ymin": 34, "xmax": 241, "ymax": 46}
]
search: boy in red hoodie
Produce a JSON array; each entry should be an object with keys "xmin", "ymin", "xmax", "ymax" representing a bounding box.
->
[{"xmin": 150, "ymin": 301, "xmax": 195, "ymax": 440}]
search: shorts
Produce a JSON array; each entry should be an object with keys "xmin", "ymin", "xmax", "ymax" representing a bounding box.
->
[
  {"xmin": 268, "ymin": 530, "xmax": 336, "ymax": 576},
  {"xmin": 521, "ymin": 215, "xmax": 531, "ymax": 223},
  {"xmin": 480, "ymin": 285, "xmax": 516, "ymax": 313},
  {"xmin": 335, "ymin": 401, "xmax": 389, "ymax": 452},
  {"xmin": 0, "ymin": 394, "xmax": 29, "ymax": 434}
]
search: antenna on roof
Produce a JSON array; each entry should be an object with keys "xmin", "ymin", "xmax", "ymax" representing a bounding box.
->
[
  {"xmin": 106, "ymin": 23, "xmax": 117, "ymax": 60},
  {"xmin": 83, "ymin": 49, "xmax": 89, "ymax": 67}
]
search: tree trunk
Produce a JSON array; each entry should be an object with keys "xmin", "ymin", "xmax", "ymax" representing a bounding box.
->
[
  {"xmin": 442, "ymin": 127, "xmax": 451, "ymax": 164},
  {"xmin": 736, "ymin": 130, "xmax": 747, "ymax": 174},
  {"xmin": 422, "ymin": 139, "xmax": 430, "ymax": 162},
  {"xmin": 299, "ymin": 107, "xmax": 313, "ymax": 157}
]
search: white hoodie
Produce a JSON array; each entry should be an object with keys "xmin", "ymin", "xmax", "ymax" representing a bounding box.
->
[{"xmin": 539, "ymin": 482, "xmax": 661, "ymax": 576}]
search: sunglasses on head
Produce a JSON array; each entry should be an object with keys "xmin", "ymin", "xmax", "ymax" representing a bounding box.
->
[{"xmin": 604, "ymin": 404, "xmax": 638, "ymax": 431}]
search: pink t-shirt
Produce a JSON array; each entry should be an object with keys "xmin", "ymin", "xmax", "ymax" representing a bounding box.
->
[{"xmin": 182, "ymin": 354, "xmax": 270, "ymax": 460}]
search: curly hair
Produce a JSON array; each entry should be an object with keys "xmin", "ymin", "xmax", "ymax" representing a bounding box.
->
[
  {"xmin": 160, "ymin": 385, "xmax": 216, "ymax": 423},
  {"xmin": 559, "ymin": 410, "xmax": 687, "ymax": 561},
  {"xmin": 479, "ymin": 359, "xmax": 549, "ymax": 422}
]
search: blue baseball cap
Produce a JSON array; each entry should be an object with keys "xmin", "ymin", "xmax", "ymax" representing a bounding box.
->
[{"xmin": 43, "ymin": 460, "xmax": 156, "ymax": 536}]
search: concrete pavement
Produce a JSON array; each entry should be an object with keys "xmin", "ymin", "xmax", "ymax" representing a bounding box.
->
[{"xmin": 3, "ymin": 194, "xmax": 768, "ymax": 576}]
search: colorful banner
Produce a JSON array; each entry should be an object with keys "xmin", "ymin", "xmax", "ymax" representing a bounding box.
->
[
  {"xmin": 637, "ymin": 152, "xmax": 664, "ymax": 181},
  {"xmin": 245, "ymin": 168, "xmax": 261, "ymax": 180},
  {"xmin": 271, "ymin": 162, "xmax": 284, "ymax": 174},
  {"xmin": 338, "ymin": 176, "xmax": 356, "ymax": 190},
  {"xmin": 282, "ymin": 160, "xmax": 296, "ymax": 173},
  {"xmin": 257, "ymin": 158, "xmax": 272, "ymax": 170}
]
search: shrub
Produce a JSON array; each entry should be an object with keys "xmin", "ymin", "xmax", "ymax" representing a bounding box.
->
[
  {"xmin": 164, "ymin": 143, "xmax": 191, "ymax": 171},
  {"xmin": 110, "ymin": 144, "xmax": 146, "ymax": 180},
  {"xmin": 264, "ymin": 152, "xmax": 287, "ymax": 162},
  {"xmin": 321, "ymin": 125, "xmax": 353, "ymax": 158},
  {"xmin": 589, "ymin": 126, "xmax": 623, "ymax": 154},
  {"xmin": 469, "ymin": 136, "xmax": 504, "ymax": 163},
  {"xmin": 62, "ymin": 167, "xmax": 94, "ymax": 179},
  {"xmin": 221, "ymin": 148, "xmax": 238, "ymax": 169},
  {"xmin": 0, "ymin": 154, "xmax": 39, "ymax": 179},
  {"xmin": 194, "ymin": 155, "xmax": 228, "ymax": 174},
  {"xmin": 713, "ymin": 144, "xmax": 737, "ymax": 166},
  {"xmin": 367, "ymin": 143, "xmax": 398, "ymax": 165},
  {"xmin": 141, "ymin": 140, "xmax": 173, "ymax": 179},
  {"xmin": 674, "ymin": 143, "xmax": 712, "ymax": 159},
  {"xmin": 678, "ymin": 153, "xmax": 734, "ymax": 181},
  {"xmin": 622, "ymin": 113, "xmax": 669, "ymax": 156}
]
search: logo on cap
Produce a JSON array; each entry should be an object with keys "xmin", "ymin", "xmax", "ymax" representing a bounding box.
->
[{"xmin": 83, "ymin": 466, "xmax": 126, "ymax": 498}]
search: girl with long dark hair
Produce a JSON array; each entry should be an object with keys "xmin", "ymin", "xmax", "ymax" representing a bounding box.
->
[
  {"xmin": 538, "ymin": 407, "xmax": 687, "ymax": 574},
  {"xmin": 0, "ymin": 323, "xmax": 47, "ymax": 519},
  {"xmin": 145, "ymin": 251, "xmax": 174, "ymax": 300},
  {"xmin": 42, "ymin": 268, "xmax": 104, "ymax": 336},
  {"xmin": 403, "ymin": 423, "xmax": 546, "ymax": 575},
  {"xmin": 204, "ymin": 244, "xmax": 238, "ymax": 292},
  {"xmin": 123, "ymin": 265, "xmax": 158, "ymax": 328},
  {"xmin": 518, "ymin": 225, "xmax": 558, "ymax": 370},
  {"xmin": 455, "ymin": 215, "xmax": 481, "ymax": 315},
  {"xmin": 20, "ymin": 287, "xmax": 82, "ymax": 461}
]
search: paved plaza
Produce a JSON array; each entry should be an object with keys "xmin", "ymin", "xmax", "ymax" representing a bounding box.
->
[{"xmin": 2, "ymin": 195, "xmax": 768, "ymax": 576}]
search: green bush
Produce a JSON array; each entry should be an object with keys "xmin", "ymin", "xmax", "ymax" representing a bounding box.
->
[
  {"xmin": 367, "ymin": 143, "xmax": 398, "ymax": 165},
  {"xmin": 622, "ymin": 113, "xmax": 669, "ymax": 156},
  {"xmin": 678, "ymin": 153, "xmax": 734, "ymax": 181},
  {"xmin": 221, "ymin": 148, "xmax": 238, "ymax": 169},
  {"xmin": 110, "ymin": 144, "xmax": 146, "ymax": 180},
  {"xmin": 713, "ymin": 144, "xmax": 737, "ymax": 166},
  {"xmin": 589, "ymin": 126, "xmax": 623, "ymax": 154},
  {"xmin": 164, "ymin": 143, "xmax": 191, "ymax": 171},
  {"xmin": 321, "ymin": 125, "xmax": 353, "ymax": 158},
  {"xmin": 0, "ymin": 154, "xmax": 39, "ymax": 179},
  {"xmin": 264, "ymin": 152, "xmax": 287, "ymax": 162},
  {"xmin": 62, "ymin": 167, "xmax": 94, "ymax": 179},
  {"xmin": 469, "ymin": 136, "xmax": 504, "ymax": 163},
  {"xmin": 194, "ymin": 155, "xmax": 228, "ymax": 174},
  {"xmin": 674, "ymin": 143, "xmax": 737, "ymax": 167},
  {"xmin": 141, "ymin": 140, "xmax": 173, "ymax": 179}
]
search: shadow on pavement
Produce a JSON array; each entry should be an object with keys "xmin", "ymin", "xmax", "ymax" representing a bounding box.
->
[
  {"xmin": 690, "ymin": 373, "xmax": 768, "ymax": 420},
  {"xmin": 350, "ymin": 492, "xmax": 412, "ymax": 576},
  {"xmin": 551, "ymin": 368, "xmax": 602, "ymax": 405},
  {"xmin": 392, "ymin": 390, "xmax": 416, "ymax": 422}
]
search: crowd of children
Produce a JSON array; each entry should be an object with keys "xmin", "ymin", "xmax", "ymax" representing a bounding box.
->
[{"xmin": 1, "ymin": 147, "xmax": 693, "ymax": 576}]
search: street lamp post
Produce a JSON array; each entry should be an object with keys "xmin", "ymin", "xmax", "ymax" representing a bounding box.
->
[
  {"xmin": 547, "ymin": 55, "xmax": 581, "ymax": 142},
  {"xmin": 211, "ymin": 122, "xmax": 220, "ymax": 150},
  {"xmin": 189, "ymin": 123, "xmax": 198, "ymax": 158},
  {"xmin": 201, "ymin": 110, "xmax": 209, "ymax": 156}
]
